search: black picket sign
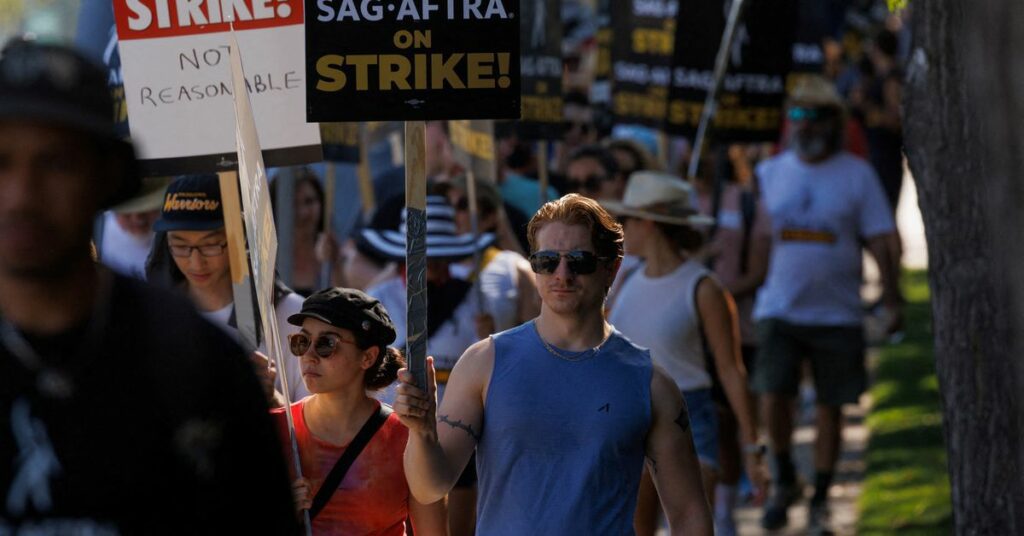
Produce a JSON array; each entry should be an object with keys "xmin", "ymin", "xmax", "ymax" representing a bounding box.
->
[
  {"xmin": 517, "ymin": 0, "xmax": 563, "ymax": 141},
  {"xmin": 609, "ymin": 0, "xmax": 678, "ymax": 128},
  {"xmin": 665, "ymin": 0, "xmax": 797, "ymax": 142},
  {"xmin": 305, "ymin": 0, "xmax": 522, "ymax": 122}
]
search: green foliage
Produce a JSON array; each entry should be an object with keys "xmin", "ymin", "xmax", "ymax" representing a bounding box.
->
[{"xmin": 858, "ymin": 270, "xmax": 953, "ymax": 535}]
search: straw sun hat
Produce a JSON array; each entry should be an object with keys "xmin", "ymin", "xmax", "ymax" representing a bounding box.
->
[{"xmin": 601, "ymin": 171, "xmax": 714, "ymax": 227}]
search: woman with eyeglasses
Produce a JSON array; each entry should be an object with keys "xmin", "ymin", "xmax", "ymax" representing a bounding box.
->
[
  {"xmin": 279, "ymin": 288, "xmax": 446, "ymax": 535},
  {"xmin": 148, "ymin": 174, "xmax": 309, "ymax": 405}
]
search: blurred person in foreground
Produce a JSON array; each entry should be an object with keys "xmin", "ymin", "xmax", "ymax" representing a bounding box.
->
[
  {"xmin": 394, "ymin": 194, "xmax": 714, "ymax": 535},
  {"xmin": 753, "ymin": 76, "xmax": 902, "ymax": 533},
  {"xmin": 0, "ymin": 40, "xmax": 295, "ymax": 532}
]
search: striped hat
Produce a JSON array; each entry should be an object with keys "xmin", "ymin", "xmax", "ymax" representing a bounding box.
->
[{"xmin": 357, "ymin": 196, "xmax": 495, "ymax": 262}]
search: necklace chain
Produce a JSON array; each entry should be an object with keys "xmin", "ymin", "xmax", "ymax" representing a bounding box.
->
[{"xmin": 534, "ymin": 321, "xmax": 611, "ymax": 362}]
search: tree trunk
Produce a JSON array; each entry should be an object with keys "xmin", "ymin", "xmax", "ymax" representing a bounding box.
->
[{"xmin": 903, "ymin": 2, "xmax": 1024, "ymax": 533}]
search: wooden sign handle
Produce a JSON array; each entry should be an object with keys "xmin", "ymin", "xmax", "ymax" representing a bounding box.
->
[{"xmin": 404, "ymin": 121, "xmax": 428, "ymax": 390}]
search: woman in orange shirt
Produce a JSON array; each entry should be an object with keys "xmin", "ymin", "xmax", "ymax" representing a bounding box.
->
[{"xmin": 275, "ymin": 287, "xmax": 446, "ymax": 535}]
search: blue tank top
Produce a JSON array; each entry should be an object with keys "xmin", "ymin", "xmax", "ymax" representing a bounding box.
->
[{"xmin": 476, "ymin": 321, "xmax": 653, "ymax": 535}]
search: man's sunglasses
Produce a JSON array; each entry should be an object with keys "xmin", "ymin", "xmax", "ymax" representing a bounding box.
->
[
  {"xmin": 288, "ymin": 332, "xmax": 358, "ymax": 358},
  {"xmin": 529, "ymin": 250, "xmax": 609, "ymax": 275}
]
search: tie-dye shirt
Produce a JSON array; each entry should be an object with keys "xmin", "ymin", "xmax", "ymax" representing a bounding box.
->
[{"xmin": 274, "ymin": 399, "xmax": 410, "ymax": 536}]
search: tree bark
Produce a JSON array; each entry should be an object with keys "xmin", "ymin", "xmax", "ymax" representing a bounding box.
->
[{"xmin": 903, "ymin": 2, "xmax": 1024, "ymax": 534}]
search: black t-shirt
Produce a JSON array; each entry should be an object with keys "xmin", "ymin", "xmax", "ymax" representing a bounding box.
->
[{"xmin": 0, "ymin": 275, "xmax": 299, "ymax": 534}]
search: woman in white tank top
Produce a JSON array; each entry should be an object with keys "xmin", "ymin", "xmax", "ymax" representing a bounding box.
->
[{"xmin": 603, "ymin": 171, "xmax": 767, "ymax": 535}]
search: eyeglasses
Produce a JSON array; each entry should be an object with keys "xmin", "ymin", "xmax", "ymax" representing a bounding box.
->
[
  {"xmin": 567, "ymin": 174, "xmax": 606, "ymax": 194},
  {"xmin": 288, "ymin": 332, "xmax": 358, "ymax": 358},
  {"xmin": 529, "ymin": 250, "xmax": 609, "ymax": 275},
  {"xmin": 169, "ymin": 243, "xmax": 228, "ymax": 258}
]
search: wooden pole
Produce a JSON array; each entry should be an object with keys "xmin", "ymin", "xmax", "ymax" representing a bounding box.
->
[
  {"xmin": 217, "ymin": 170, "xmax": 259, "ymax": 352},
  {"xmin": 405, "ymin": 121, "xmax": 428, "ymax": 390}
]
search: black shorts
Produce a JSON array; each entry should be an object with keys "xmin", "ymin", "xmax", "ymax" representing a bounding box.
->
[{"xmin": 752, "ymin": 318, "xmax": 866, "ymax": 406}]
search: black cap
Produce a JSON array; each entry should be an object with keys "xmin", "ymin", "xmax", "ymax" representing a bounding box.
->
[
  {"xmin": 288, "ymin": 288, "xmax": 397, "ymax": 347},
  {"xmin": 154, "ymin": 174, "xmax": 224, "ymax": 232},
  {"xmin": 0, "ymin": 38, "xmax": 139, "ymax": 207}
]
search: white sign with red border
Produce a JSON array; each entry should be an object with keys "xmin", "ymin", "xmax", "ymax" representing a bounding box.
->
[{"xmin": 113, "ymin": 0, "xmax": 321, "ymax": 174}]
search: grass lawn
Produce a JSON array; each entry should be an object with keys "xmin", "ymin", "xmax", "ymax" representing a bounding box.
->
[{"xmin": 858, "ymin": 270, "xmax": 953, "ymax": 534}]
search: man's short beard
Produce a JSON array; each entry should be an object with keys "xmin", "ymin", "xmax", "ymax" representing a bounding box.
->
[{"xmin": 793, "ymin": 124, "xmax": 843, "ymax": 161}]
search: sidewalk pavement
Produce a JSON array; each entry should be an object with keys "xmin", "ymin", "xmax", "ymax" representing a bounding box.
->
[{"xmin": 734, "ymin": 388, "xmax": 870, "ymax": 535}]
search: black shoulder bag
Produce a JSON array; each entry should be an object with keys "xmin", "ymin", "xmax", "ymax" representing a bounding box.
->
[{"xmin": 309, "ymin": 404, "xmax": 393, "ymax": 519}]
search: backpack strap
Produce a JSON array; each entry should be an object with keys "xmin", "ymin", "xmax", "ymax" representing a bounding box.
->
[{"xmin": 309, "ymin": 404, "xmax": 394, "ymax": 519}]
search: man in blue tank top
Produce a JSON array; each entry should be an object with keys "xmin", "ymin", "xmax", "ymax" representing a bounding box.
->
[{"xmin": 395, "ymin": 194, "xmax": 713, "ymax": 535}]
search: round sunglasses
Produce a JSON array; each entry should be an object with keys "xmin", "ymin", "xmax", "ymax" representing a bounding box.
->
[
  {"xmin": 528, "ymin": 250, "xmax": 610, "ymax": 275},
  {"xmin": 288, "ymin": 332, "xmax": 358, "ymax": 358}
]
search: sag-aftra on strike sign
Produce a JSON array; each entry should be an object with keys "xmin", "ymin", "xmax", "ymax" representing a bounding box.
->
[{"xmin": 305, "ymin": 0, "xmax": 521, "ymax": 121}]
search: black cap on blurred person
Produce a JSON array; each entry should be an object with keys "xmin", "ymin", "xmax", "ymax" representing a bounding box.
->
[
  {"xmin": 0, "ymin": 37, "xmax": 139, "ymax": 207},
  {"xmin": 288, "ymin": 288, "xmax": 398, "ymax": 348}
]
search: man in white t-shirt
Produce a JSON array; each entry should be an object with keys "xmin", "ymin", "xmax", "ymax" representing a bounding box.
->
[{"xmin": 753, "ymin": 76, "xmax": 903, "ymax": 533}]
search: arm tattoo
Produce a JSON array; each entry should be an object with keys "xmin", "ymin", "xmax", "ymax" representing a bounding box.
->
[
  {"xmin": 438, "ymin": 415, "xmax": 481, "ymax": 441},
  {"xmin": 675, "ymin": 405, "xmax": 691, "ymax": 435},
  {"xmin": 647, "ymin": 456, "xmax": 659, "ymax": 475}
]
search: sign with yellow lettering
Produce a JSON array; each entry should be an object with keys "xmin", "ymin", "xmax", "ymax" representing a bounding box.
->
[
  {"xmin": 665, "ymin": 0, "xmax": 796, "ymax": 141},
  {"xmin": 306, "ymin": 0, "xmax": 521, "ymax": 121},
  {"xmin": 319, "ymin": 121, "xmax": 405, "ymax": 162},
  {"xmin": 517, "ymin": 0, "xmax": 562, "ymax": 140},
  {"xmin": 590, "ymin": 0, "xmax": 613, "ymax": 108},
  {"xmin": 449, "ymin": 120, "xmax": 496, "ymax": 181},
  {"xmin": 610, "ymin": 0, "xmax": 677, "ymax": 128},
  {"xmin": 111, "ymin": 0, "xmax": 322, "ymax": 175}
]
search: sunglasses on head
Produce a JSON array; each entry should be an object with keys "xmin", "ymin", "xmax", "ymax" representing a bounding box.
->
[
  {"xmin": 529, "ymin": 250, "xmax": 608, "ymax": 275},
  {"xmin": 288, "ymin": 332, "xmax": 358, "ymax": 358}
]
